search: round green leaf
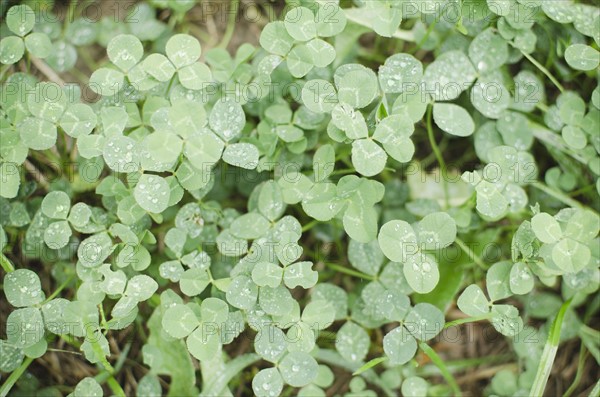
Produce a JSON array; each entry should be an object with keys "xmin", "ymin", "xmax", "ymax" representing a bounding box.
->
[
  {"xmin": 433, "ymin": 103, "xmax": 475, "ymax": 137},
  {"xmin": 73, "ymin": 377, "xmax": 103, "ymax": 397},
  {"xmin": 348, "ymin": 239, "xmax": 385, "ymax": 276},
  {"xmin": 383, "ymin": 326, "xmax": 417, "ymax": 366},
  {"xmin": 142, "ymin": 54, "xmax": 175, "ymax": 82},
  {"xmin": 125, "ymin": 275, "xmax": 157, "ymax": 301},
  {"xmin": 42, "ymin": 191, "xmax": 70, "ymax": 219},
  {"xmin": 60, "ymin": 103, "xmax": 97, "ymax": 137},
  {"xmin": 78, "ymin": 232, "xmax": 113, "ymax": 268},
  {"xmin": 351, "ymin": 139, "xmax": 387, "ymax": 177},
  {"xmin": 0, "ymin": 37, "xmax": 24, "ymax": 65},
  {"xmin": 404, "ymin": 303, "xmax": 444, "ymax": 341},
  {"xmin": 337, "ymin": 69, "xmax": 378, "ymax": 109},
  {"xmin": 145, "ymin": 131, "xmax": 183, "ymax": 165},
  {"xmin": 255, "ymin": 325, "xmax": 287, "ymax": 363},
  {"xmin": 46, "ymin": 41, "xmax": 77, "ymax": 73},
  {"xmin": 378, "ymin": 54, "xmax": 423, "ymax": 94},
  {"xmin": 305, "ymin": 38, "xmax": 335, "ymax": 68},
  {"xmin": 103, "ymin": 135, "xmax": 140, "ymax": 173},
  {"xmin": 89, "ymin": 67, "xmax": 125, "ymax": 96},
  {"xmin": 259, "ymin": 180, "xmax": 285, "ymax": 221},
  {"xmin": 301, "ymin": 300, "xmax": 335, "ymax": 329},
  {"xmin": 531, "ymin": 212, "xmax": 562, "ymax": 244},
  {"xmin": 4, "ymin": 269, "xmax": 45, "ymax": 307},
  {"xmin": 44, "ymin": 220, "xmax": 72, "ymax": 249},
  {"xmin": 331, "ymin": 104, "xmax": 368, "ymax": 139},
  {"xmin": 457, "ymin": 284, "xmax": 490, "ymax": 316},
  {"xmin": 283, "ymin": 261, "xmax": 318, "ymax": 289},
  {"xmin": 561, "ymin": 125, "xmax": 587, "ymax": 150},
  {"xmin": 284, "ymin": 7, "xmax": 317, "ymax": 42},
  {"xmin": 402, "ymin": 377, "xmax": 429, "ymax": 397},
  {"xmin": 7, "ymin": 5, "xmax": 35, "ymax": 36},
  {"xmin": 468, "ymin": 28, "xmax": 508, "ymax": 73},
  {"xmin": 378, "ymin": 220, "xmax": 418, "ymax": 263},
  {"xmin": 279, "ymin": 352, "xmax": 319, "ymax": 387},
  {"xmin": 565, "ymin": 44, "xmax": 600, "ymax": 71},
  {"xmin": 252, "ymin": 261, "xmax": 283, "ymax": 288},
  {"xmin": 336, "ymin": 321, "xmax": 370, "ymax": 362},
  {"xmin": 178, "ymin": 62, "xmax": 212, "ymax": 90},
  {"xmin": 7, "ymin": 308, "xmax": 44, "ymax": 348},
  {"xmin": 403, "ymin": 253, "xmax": 439, "ymax": 294},
  {"xmin": 552, "ymin": 237, "xmax": 591, "ymax": 273},
  {"xmin": 0, "ymin": 340, "xmax": 24, "ymax": 372},
  {"xmin": 209, "ymin": 97, "xmax": 245, "ymax": 142},
  {"xmin": 302, "ymin": 79, "xmax": 337, "ymax": 114},
  {"xmin": 509, "ymin": 262, "xmax": 534, "ymax": 295},
  {"xmin": 19, "ymin": 117, "xmax": 57, "ymax": 150},
  {"xmin": 24, "ymin": 33, "xmax": 52, "ymax": 58},
  {"xmin": 162, "ymin": 304, "xmax": 199, "ymax": 338},
  {"xmin": 316, "ymin": 3, "xmax": 346, "ymax": 37},
  {"xmin": 564, "ymin": 209, "xmax": 600, "ymax": 242},
  {"xmin": 184, "ymin": 132, "xmax": 224, "ymax": 170},
  {"xmin": 107, "ymin": 34, "xmax": 144, "ymax": 72},
  {"xmin": 416, "ymin": 212, "xmax": 457, "ymax": 250},
  {"xmin": 134, "ymin": 174, "xmax": 170, "ymax": 213},
  {"xmin": 423, "ymin": 50, "xmax": 476, "ymax": 101},
  {"xmin": 166, "ymin": 34, "xmax": 201, "ymax": 69},
  {"xmin": 226, "ymin": 276, "xmax": 258, "ymax": 310},
  {"xmin": 471, "ymin": 76, "xmax": 511, "ymax": 119},
  {"xmin": 259, "ymin": 21, "xmax": 294, "ymax": 56},
  {"xmin": 486, "ymin": 261, "xmax": 512, "ymax": 301},
  {"xmin": 137, "ymin": 374, "xmax": 162, "ymax": 397},
  {"xmin": 286, "ymin": 44, "xmax": 314, "ymax": 78},
  {"xmin": 179, "ymin": 268, "xmax": 211, "ymax": 296},
  {"xmin": 222, "ymin": 143, "xmax": 259, "ymax": 170},
  {"xmin": 187, "ymin": 327, "xmax": 221, "ymax": 361},
  {"xmin": 253, "ymin": 368, "xmax": 284, "ymax": 397}
]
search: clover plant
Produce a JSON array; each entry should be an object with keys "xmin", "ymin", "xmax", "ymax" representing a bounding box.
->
[{"xmin": 1, "ymin": 1, "xmax": 599, "ymax": 397}]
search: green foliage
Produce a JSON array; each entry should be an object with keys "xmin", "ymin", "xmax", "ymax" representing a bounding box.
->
[{"xmin": 1, "ymin": 2, "xmax": 599, "ymax": 397}]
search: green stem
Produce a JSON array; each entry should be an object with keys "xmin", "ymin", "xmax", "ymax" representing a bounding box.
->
[
  {"xmin": 301, "ymin": 219, "xmax": 320, "ymax": 232},
  {"xmin": 0, "ymin": 253, "xmax": 15, "ymax": 273},
  {"xmin": 531, "ymin": 181, "xmax": 592, "ymax": 211},
  {"xmin": 218, "ymin": 0, "xmax": 239, "ymax": 48},
  {"xmin": 562, "ymin": 343, "xmax": 588, "ymax": 397},
  {"xmin": 443, "ymin": 313, "xmax": 493, "ymax": 329},
  {"xmin": 62, "ymin": 0, "xmax": 79, "ymax": 35},
  {"xmin": 419, "ymin": 342, "xmax": 462, "ymax": 397},
  {"xmin": 42, "ymin": 275, "xmax": 75, "ymax": 304},
  {"xmin": 518, "ymin": 49, "xmax": 564, "ymax": 93},
  {"xmin": 530, "ymin": 299, "xmax": 572, "ymax": 397},
  {"xmin": 454, "ymin": 238, "xmax": 486, "ymax": 269},
  {"xmin": 324, "ymin": 262, "xmax": 375, "ymax": 281},
  {"xmin": 0, "ymin": 357, "xmax": 34, "ymax": 397},
  {"xmin": 426, "ymin": 104, "xmax": 449, "ymax": 207},
  {"xmin": 410, "ymin": 19, "xmax": 438, "ymax": 54}
]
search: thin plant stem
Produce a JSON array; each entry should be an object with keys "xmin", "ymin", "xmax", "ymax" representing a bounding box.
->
[
  {"xmin": 0, "ymin": 253, "xmax": 15, "ymax": 273},
  {"xmin": 443, "ymin": 313, "xmax": 494, "ymax": 329},
  {"xmin": 0, "ymin": 357, "xmax": 34, "ymax": 397},
  {"xmin": 218, "ymin": 0, "xmax": 239, "ymax": 49},
  {"xmin": 426, "ymin": 104, "xmax": 449, "ymax": 207},
  {"xmin": 531, "ymin": 181, "xmax": 598, "ymax": 214},
  {"xmin": 519, "ymin": 49, "xmax": 564, "ymax": 93},
  {"xmin": 42, "ymin": 275, "xmax": 75, "ymax": 304},
  {"xmin": 324, "ymin": 262, "xmax": 375, "ymax": 281},
  {"xmin": 455, "ymin": 237, "xmax": 486, "ymax": 269}
]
